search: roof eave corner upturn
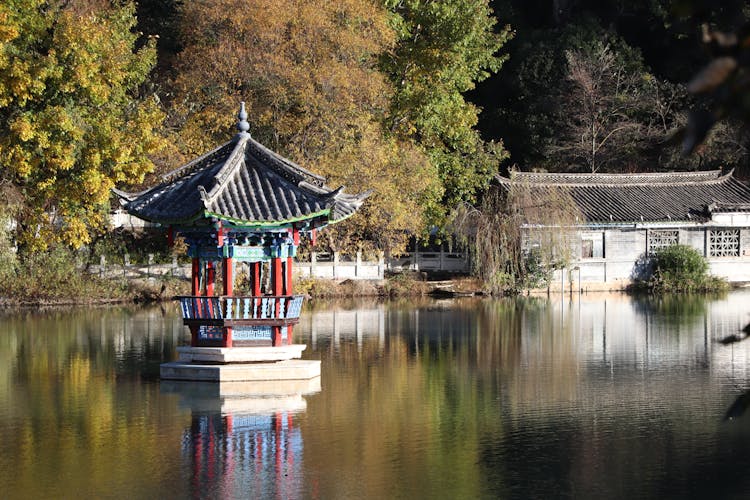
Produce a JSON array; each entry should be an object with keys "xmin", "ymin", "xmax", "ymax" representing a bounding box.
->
[{"xmin": 111, "ymin": 187, "xmax": 137, "ymax": 204}]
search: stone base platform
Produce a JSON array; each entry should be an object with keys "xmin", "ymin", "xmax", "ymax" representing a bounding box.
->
[
  {"xmin": 176, "ymin": 345, "xmax": 307, "ymax": 363},
  {"xmin": 160, "ymin": 377, "xmax": 321, "ymax": 412},
  {"xmin": 160, "ymin": 359, "xmax": 321, "ymax": 382}
]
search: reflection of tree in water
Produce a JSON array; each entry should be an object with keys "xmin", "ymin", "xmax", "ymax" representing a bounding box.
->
[
  {"xmin": 301, "ymin": 297, "xmax": 574, "ymax": 498},
  {"xmin": 631, "ymin": 293, "xmax": 713, "ymax": 329},
  {"xmin": 295, "ymin": 295, "xmax": 750, "ymax": 497},
  {"xmin": 3, "ymin": 305, "xmax": 181, "ymax": 383},
  {"xmin": 0, "ymin": 306, "xmax": 187, "ymax": 499}
]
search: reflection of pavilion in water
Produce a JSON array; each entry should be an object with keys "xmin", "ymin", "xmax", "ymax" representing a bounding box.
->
[
  {"xmin": 163, "ymin": 379, "xmax": 319, "ymax": 498},
  {"xmin": 186, "ymin": 411, "xmax": 300, "ymax": 498}
]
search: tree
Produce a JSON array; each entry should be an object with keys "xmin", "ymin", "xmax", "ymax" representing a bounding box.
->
[
  {"xmin": 490, "ymin": 18, "xmax": 706, "ymax": 173},
  {"xmin": 647, "ymin": 244, "xmax": 725, "ymax": 293},
  {"xmin": 450, "ymin": 178, "xmax": 581, "ymax": 294},
  {"xmin": 556, "ymin": 45, "xmax": 643, "ymax": 172},
  {"xmin": 169, "ymin": 0, "xmax": 442, "ymax": 253},
  {"xmin": 0, "ymin": 0, "xmax": 164, "ymax": 250},
  {"xmin": 551, "ymin": 42, "xmax": 687, "ymax": 172},
  {"xmin": 382, "ymin": 0, "xmax": 513, "ymax": 216}
]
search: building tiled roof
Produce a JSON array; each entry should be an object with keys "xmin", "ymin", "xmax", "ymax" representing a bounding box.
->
[
  {"xmin": 496, "ymin": 170, "xmax": 750, "ymax": 224},
  {"xmin": 115, "ymin": 106, "xmax": 368, "ymax": 228}
]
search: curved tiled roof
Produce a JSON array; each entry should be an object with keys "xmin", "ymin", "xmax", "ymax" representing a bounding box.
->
[
  {"xmin": 115, "ymin": 120, "xmax": 367, "ymax": 228},
  {"xmin": 496, "ymin": 170, "xmax": 750, "ymax": 224}
]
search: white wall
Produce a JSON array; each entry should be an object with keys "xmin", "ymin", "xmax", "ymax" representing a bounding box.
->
[{"xmin": 545, "ymin": 223, "xmax": 750, "ymax": 291}]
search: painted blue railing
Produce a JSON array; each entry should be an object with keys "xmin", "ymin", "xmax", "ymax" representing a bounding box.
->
[{"xmin": 178, "ymin": 295, "xmax": 304, "ymax": 321}]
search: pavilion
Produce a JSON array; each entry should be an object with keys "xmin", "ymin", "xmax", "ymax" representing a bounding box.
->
[{"xmin": 115, "ymin": 103, "xmax": 368, "ymax": 380}]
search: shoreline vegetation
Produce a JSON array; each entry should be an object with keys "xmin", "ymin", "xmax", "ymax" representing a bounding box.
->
[
  {"xmin": 0, "ymin": 268, "xmax": 739, "ymax": 309},
  {"xmin": 0, "ymin": 236, "xmax": 729, "ymax": 308},
  {"xmin": 0, "ymin": 245, "xmax": 482, "ymax": 305},
  {"xmin": 0, "ymin": 272, "xmax": 487, "ymax": 307}
]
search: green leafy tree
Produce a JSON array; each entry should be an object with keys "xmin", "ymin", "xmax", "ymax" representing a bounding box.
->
[
  {"xmin": 382, "ymin": 0, "xmax": 512, "ymax": 216},
  {"xmin": 0, "ymin": 0, "xmax": 165, "ymax": 250}
]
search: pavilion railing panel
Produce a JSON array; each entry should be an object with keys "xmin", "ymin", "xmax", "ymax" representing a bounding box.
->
[{"xmin": 178, "ymin": 295, "xmax": 304, "ymax": 322}]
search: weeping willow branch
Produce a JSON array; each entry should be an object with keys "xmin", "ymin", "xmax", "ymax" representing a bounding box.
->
[{"xmin": 449, "ymin": 178, "xmax": 582, "ymax": 294}]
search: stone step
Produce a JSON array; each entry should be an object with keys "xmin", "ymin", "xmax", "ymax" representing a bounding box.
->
[{"xmin": 176, "ymin": 345, "xmax": 306, "ymax": 364}]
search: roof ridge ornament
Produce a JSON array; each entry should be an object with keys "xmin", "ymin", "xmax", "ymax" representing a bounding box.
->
[{"xmin": 237, "ymin": 102, "xmax": 251, "ymax": 138}]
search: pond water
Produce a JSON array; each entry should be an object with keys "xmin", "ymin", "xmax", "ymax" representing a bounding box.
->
[{"xmin": 2, "ymin": 292, "xmax": 750, "ymax": 499}]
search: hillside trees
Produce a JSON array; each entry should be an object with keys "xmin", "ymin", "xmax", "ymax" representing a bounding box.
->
[
  {"xmin": 167, "ymin": 0, "xmax": 511, "ymax": 251},
  {"xmin": 475, "ymin": 2, "xmax": 750, "ymax": 174},
  {"xmin": 485, "ymin": 20, "xmax": 713, "ymax": 173},
  {"xmin": 550, "ymin": 39, "xmax": 685, "ymax": 173},
  {"xmin": 169, "ymin": 0, "xmax": 442, "ymax": 252},
  {"xmin": 0, "ymin": 0, "xmax": 164, "ymax": 251},
  {"xmin": 383, "ymin": 0, "xmax": 512, "ymax": 214}
]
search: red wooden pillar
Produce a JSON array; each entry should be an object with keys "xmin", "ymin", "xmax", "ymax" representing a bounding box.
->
[
  {"xmin": 286, "ymin": 227, "xmax": 299, "ymax": 295},
  {"xmin": 272, "ymin": 257, "xmax": 283, "ymax": 295},
  {"xmin": 252, "ymin": 262, "xmax": 261, "ymax": 297},
  {"xmin": 223, "ymin": 257, "xmax": 233, "ymax": 347},
  {"xmin": 191, "ymin": 258, "xmax": 201, "ymax": 295},
  {"xmin": 211, "ymin": 222, "xmax": 234, "ymax": 347},
  {"xmin": 283, "ymin": 228, "xmax": 299, "ymax": 344},
  {"xmin": 271, "ymin": 326, "xmax": 282, "ymax": 346},
  {"xmin": 272, "ymin": 257, "xmax": 283, "ymax": 346},
  {"xmin": 223, "ymin": 257, "xmax": 234, "ymax": 296},
  {"xmin": 206, "ymin": 261, "xmax": 215, "ymax": 296}
]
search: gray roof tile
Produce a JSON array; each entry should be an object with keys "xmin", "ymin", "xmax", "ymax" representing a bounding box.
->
[
  {"xmin": 497, "ymin": 170, "xmax": 750, "ymax": 224},
  {"xmin": 117, "ymin": 135, "xmax": 367, "ymax": 227}
]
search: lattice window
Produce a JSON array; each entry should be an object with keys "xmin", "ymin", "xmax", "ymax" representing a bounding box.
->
[
  {"xmin": 648, "ymin": 230, "xmax": 679, "ymax": 254},
  {"xmin": 709, "ymin": 229, "xmax": 740, "ymax": 257}
]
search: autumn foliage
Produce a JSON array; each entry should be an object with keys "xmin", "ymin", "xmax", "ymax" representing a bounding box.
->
[
  {"xmin": 169, "ymin": 0, "xmax": 443, "ymax": 252},
  {"xmin": 0, "ymin": 0, "xmax": 165, "ymax": 250},
  {"xmin": 0, "ymin": 0, "xmax": 507, "ymax": 254}
]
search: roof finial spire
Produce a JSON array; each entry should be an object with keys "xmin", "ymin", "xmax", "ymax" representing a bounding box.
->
[{"xmin": 237, "ymin": 102, "xmax": 250, "ymax": 137}]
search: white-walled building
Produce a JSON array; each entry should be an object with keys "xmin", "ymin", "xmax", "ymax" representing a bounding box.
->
[{"xmin": 497, "ymin": 170, "xmax": 750, "ymax": 290}]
